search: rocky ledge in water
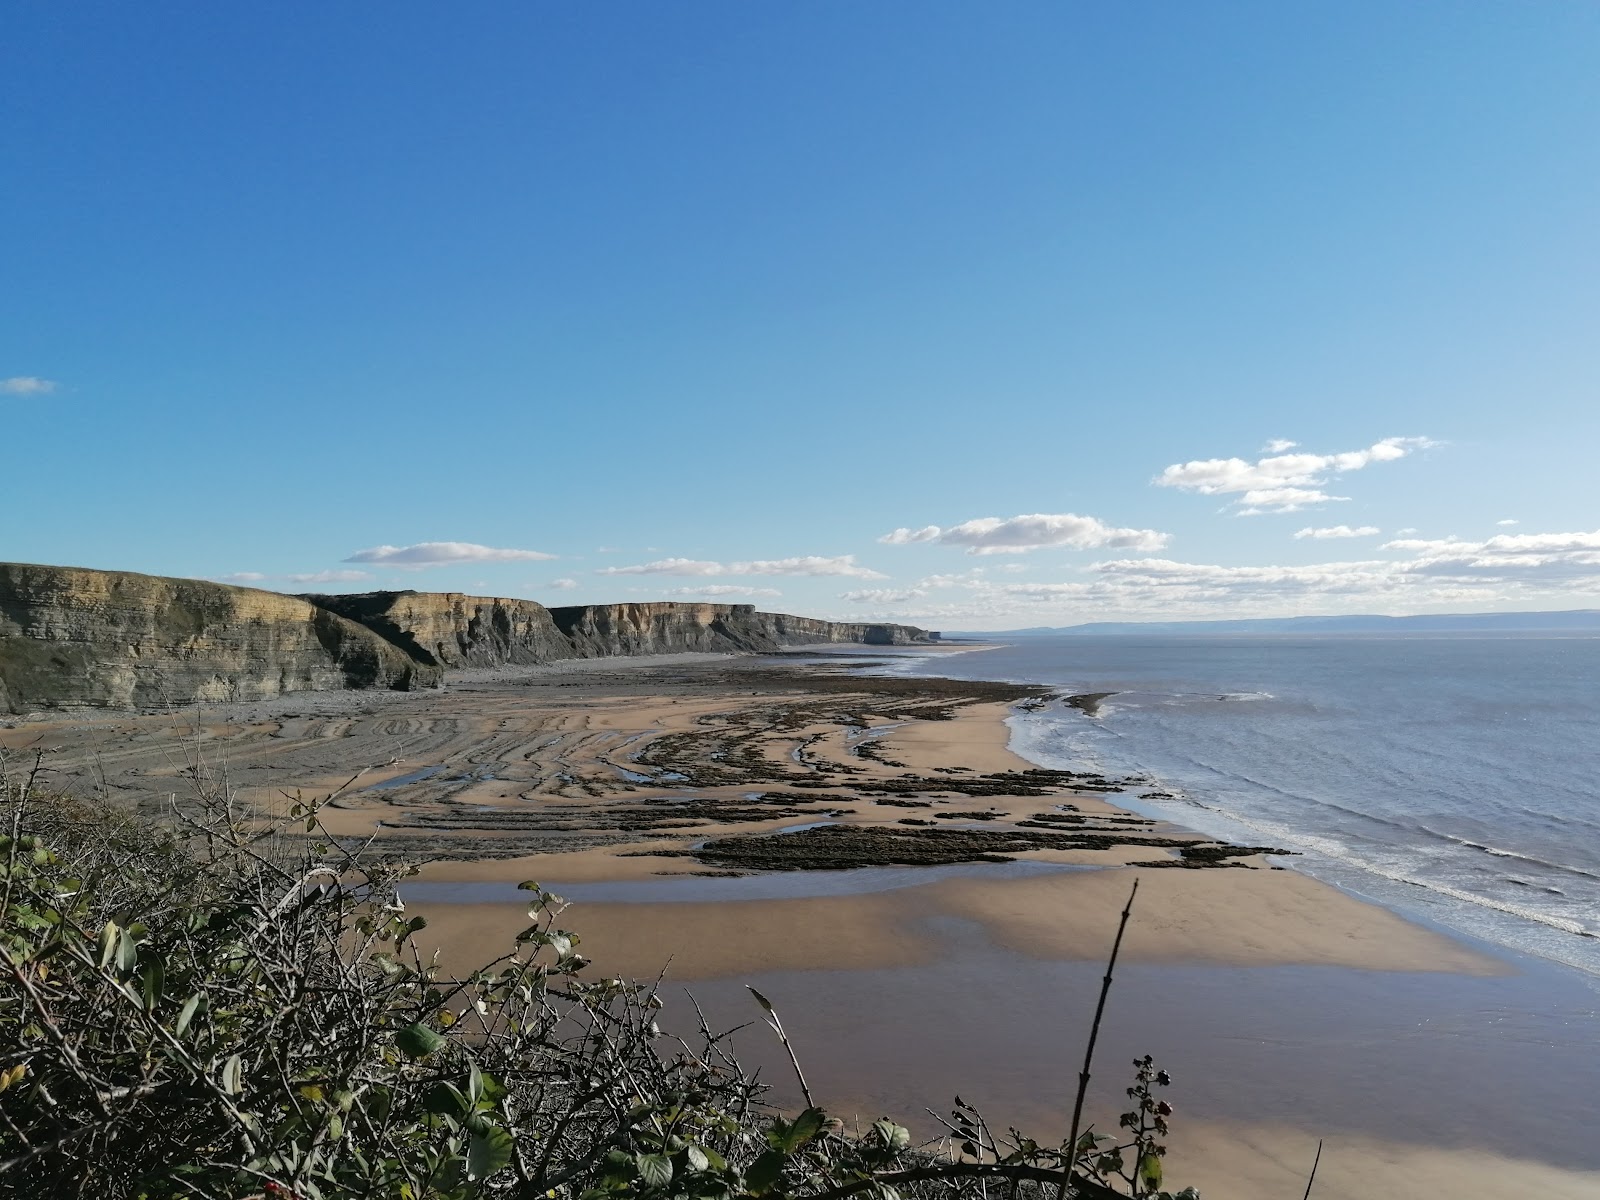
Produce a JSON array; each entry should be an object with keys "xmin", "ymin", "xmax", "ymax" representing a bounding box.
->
[{"xmin": 630, "ymin": 823, "xmax": 1293, "ymax": 872}]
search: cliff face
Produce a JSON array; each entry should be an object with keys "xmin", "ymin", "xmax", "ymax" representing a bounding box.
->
[
  {"xmin": 0, "ymin": 566, "xmax": 935, "ymax": 713},
  {"xmin": 548, "ymin": 603, "xmax": 932, "ymax": 657},
  {"xmin": 304, "ymin": 591, "xmax": 576, "ymax": 669},
  {"xmin": 0, "ymin": 563, "xmax": 440, "ymax": 713}
]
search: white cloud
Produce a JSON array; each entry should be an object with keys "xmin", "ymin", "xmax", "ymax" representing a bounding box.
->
[
  {"xmin": 344, "ymin": 541, "xmax": 555, "ymax": 567},
  {"xmin": 1497, "ymin": 519, "xmax": 1519, "ymax": 527},
  {"xmin": 598, "ymin": 555, "xmax": 885, "ymax": 580},
  {"xmin": 548, "ymin": 577, "xmax": 579, "ymax": 590},
  {"xmin": 1262, "ymin": 438, "xmax": 1298, "ymax": 453},
  {"xmin": 1294, "ymin": 525, "xmax": 1381, "ymax": 540},
  {"xmin": 286, "ymin": 569, "xmax": 375, "ymax": 585},
  {"xmin": 917, "ymin": 570, "xmax": 987, "ymax": 589},
  {"xmin": 878, "ymin": 526, "xmax": 942, "ymax": 545},
  {"xmin": 215, "ymin": 572, "xmax": 267, "ymax": 584},
  {"xmin": 878, "ymin": 513, "xmax": 1169, "ymax": 555},
  {"xmin": 0, "ymin": 376, "xmax": 57, "ymax": 396},
  {"xmin": 596, "ymin": 558, "xmax": 723, "ymax": 577},
  {"xmin": 840, "ymin": 588, "xmax": 928, "ymax": 604},
  {"xmin": 1396, "ymin": 527, "xmax": 1419, "ymax": 536},
  {"xmin": 1156, "ymin": 437, "xmax": 1434, "ymax": 514},
  {"xmin": 830, "ymin": 522, "xmax": 1600, "ymax": 627},
  {"xmin": 1391, "ymin": 530, "xmax": 1600, "ymax": 579},
  {"xmin": 737, "ymin": 556, "xmax": 885, "ymax": 578},
  {"xmin": 661, "ymin": 585, "xmax": 783, "ymax": 598}
]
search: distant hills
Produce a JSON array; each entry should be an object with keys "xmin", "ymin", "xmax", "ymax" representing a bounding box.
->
[{"xmin": 951, "ymin": 610, "xmax": 1600, "ymax": 638}]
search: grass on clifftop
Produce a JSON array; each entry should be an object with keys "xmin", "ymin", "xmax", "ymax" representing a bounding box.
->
[{"xmin": 0, "ymin": 756, "xmax": 1200, "ymax": 1200}]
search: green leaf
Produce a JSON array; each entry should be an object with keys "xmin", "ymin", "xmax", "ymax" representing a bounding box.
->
[
  {"xmin": 173, "ymin": 993, "xmax": 201, "ymax": 1037},
  {"xmin": 744, "ymin": 1150, "xmax": 786, "ymax": 1195},
  {"xmin": 872, "ymin": 1119, "xmax": 910, "ymax": 1152},
  {"xmin": 468, "ymin": 1124, "xmax": 514, "ymax": 1180},
  {"xmin": 698, "ymin": 1145, "xmax": 728, "ymax": 1173},
  {"xmin": 684, "ymin": 1145, "xmax": 710, "ymax": 1173},
  {"xmin": 117, "ymin": 925, "xmax": 142, "ymax": 974},
  {"xmin": 426, "ymin": 1082, "xmax": 471, "ymax": 1117},
  {"xmin": 602, "ymin": 1149, "xmax": 635, "ymax": 1185},
  {"xmin": 1138, "ymin": 1151, "xmax": 1163, "ymax": 1190},
  {"xmin": 779, "ymin": 1107, "xmax": 827, "ymax": 1153},
  {"xmin": 635, "ymin": 1152, "xmax": 673, "ymax": 1188},
  {"xmin": 98, "ymin": 921, "xmax": 119, "ymax": 970},
  {"xmin": 395, "ymin": 1022, "xmax": 447, "ymax": 1059},
  {"xmin": 220, "ymin": 1054, "xmax": 243, "ymax": 1096},
  {"xmin": 141, "ymin": 957, "xmax": 165, "ymax": 1012}
]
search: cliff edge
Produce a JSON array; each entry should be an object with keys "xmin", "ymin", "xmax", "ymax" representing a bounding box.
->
[
  {"xmin": 0, "ymin": 566, "xmax": 936, "ymax": 713},
  {"xmin": 0, "ymin": 563, "xmax": 440, "ymax": 713}
]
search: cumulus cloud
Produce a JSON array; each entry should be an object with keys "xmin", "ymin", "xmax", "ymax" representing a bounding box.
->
[
  {"xmin": 661, "ymin": 585, "xmax": 783, "ymax": 598},
  {"xmin": 828, "ymin": 522, "xmax": 1600, "ymax": 628},
  {"xmin": 878, "ymin": 513, "xmax": 1168, "ymax": 555},
  {"xmin": 840, "ymin": 588, "xmax": 928, "ymax": 604},
  {"xmin": 1497, "ymin": 519, "xmax": 1519, "ymax": 527},
  {"xmin": 1293, "ymin": 525, "xmax": 1381, "ymax": 540},
  {"xmin": 1262, "ymin": 438, "xmax": 1298, "ymax": 453},
  {"xmin": 1156, "ymin": 437, "xmax": 1433, "ymax": 514},
  {"xmin": 917, "ymin": 570, "xmax": 987, "ymax": 589},
  {"xmin": 598, "ymin": 555, "xmax": 885, "ymax": 580},
  {"xmin": 1386, "ymin": 530, "xmax": 1600, "ymax": 579},
  {"xmin": 286, "ymin": 569, "xmax": 375, "ymax": 585},
  {"xmin": 1, "ymin": 376, "xmax": 57, "ymax": 396},
  {"xmin": 878, "ymin": 526, "xmax": 942, "ymax": 545},
  {"xmin": 344, "ymin": 541, "xmax": 555, "ymax": 567},
  {"xmin": 548, "ymin": 577, "xmax": 579, "ymax": 590}
]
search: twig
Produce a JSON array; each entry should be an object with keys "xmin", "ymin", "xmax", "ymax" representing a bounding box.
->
[
  {"xmin": 1302, "ymin": 1138, "xmax": 1323, "ymax": 1199},
  {"xmin": 747, "ymin": 985, "xmax": 814, "ymax": 1108},
  {"xmin": 1061, "ymin": 877, "xmax": 1139, "ymax": 1200}
]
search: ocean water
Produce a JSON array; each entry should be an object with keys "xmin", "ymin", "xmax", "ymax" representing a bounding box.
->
[{"xmin": 900, "ymin": 635, "xmax": 1600, "ymax": 978}]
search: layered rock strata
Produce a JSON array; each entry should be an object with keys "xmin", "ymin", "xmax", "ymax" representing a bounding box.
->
[
  {"xmin": 305, "ymin": 591, "xmax": 577, "ymax": 668},
  {"xmin": 0, "ymin": 563, "xmax": 439, "ymax": 712},
  {"xmin": 549, "ymin": 603, "xmax": 929, "ymax": 656},
  {"xmin": 0, "ymin": 565, "xmax": 935, "ymax": 713}
]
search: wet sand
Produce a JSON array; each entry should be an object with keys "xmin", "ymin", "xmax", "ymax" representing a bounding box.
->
[{"xmin": 7, "ymin": 650, "xmax": 1595, "ymax": 1199}]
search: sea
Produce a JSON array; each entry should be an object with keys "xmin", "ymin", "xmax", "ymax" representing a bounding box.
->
[{"xmin": 890, "ymin": 634, "xmax": 1600, "ymax": 979}]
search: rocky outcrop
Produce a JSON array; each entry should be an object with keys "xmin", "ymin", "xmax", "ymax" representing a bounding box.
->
[
  {"xmin": 304, "ymin": 591, "xmax": 576, "ymax": 669},
  {"xmin": 0, "ymin": 563, "xmax": 440, "ymax": 713},
  {"xmin": 547, "ymin": 603, "xmax": 933, "ymax": 658},
  {"xmin": 0, "ymin": 566, "xmax": 935, "ymax": 714},
  {"xmin": 308, "ymin": 596, "xmax": 936, "ymax": 665}
]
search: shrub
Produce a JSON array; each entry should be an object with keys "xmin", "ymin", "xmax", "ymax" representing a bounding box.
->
[{"xmin": 0, "ymin": 760, "xmax": 1195, "ymax": 1200}]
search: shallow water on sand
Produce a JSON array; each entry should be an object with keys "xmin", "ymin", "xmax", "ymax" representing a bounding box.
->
[
  {"xmin": 665, "ymin": 912, "xmax": 1600, "ymax": 1173},
  {"xmin": 902, "ymin": 634, "xmax": 1600, "ymax": 977}
]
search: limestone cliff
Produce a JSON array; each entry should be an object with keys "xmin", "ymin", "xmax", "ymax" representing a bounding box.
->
[
  {"xmin": 304, "ymin": 591, "xmax": 576, "ymax": 669},
  {"xmin": 0, "ymin": 563, "xmax": 439, "ymax": 713},
  {"xmin": 548, "ymin": 602, "xmax": 932, "ymax": 657},
  {"xmin": 0, "ymin": 565, "xmax": 935, "ymax": 713}
]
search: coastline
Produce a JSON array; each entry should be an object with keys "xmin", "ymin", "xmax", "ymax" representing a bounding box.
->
[{"xmin": 6, "ymin": 649, "xmax": 1597, "ymax": 1198}]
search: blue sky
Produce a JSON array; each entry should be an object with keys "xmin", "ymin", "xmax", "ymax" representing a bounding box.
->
[{"xmin": 5, "ymin": 3, "xmax": 1598, "ymax": 629}]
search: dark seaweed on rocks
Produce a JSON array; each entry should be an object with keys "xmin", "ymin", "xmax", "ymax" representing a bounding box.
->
[{"xmin": 673, "ymin": 824, "xmax": 1289, "ymax": 872}]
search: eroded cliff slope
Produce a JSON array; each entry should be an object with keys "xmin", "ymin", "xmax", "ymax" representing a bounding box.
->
[
  {"xmin": 0, "ymin": 567, "xmax": 934, "ymax": 713},
  {"xmin": 305, "ymin": 591, "xmax": 576, "ymax": 668},
  {"xmin": 548, "ymin": 603, "xmax": 930, "ymax": 657},
  {"xmin": 0, "ymin": 563, "xmax": 439, "ymax": 713}
]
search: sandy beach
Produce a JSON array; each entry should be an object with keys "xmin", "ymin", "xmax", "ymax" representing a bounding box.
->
[{"xmin": 6, "ymin": 650, "xmax": 1595, "ymax": 1199}]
